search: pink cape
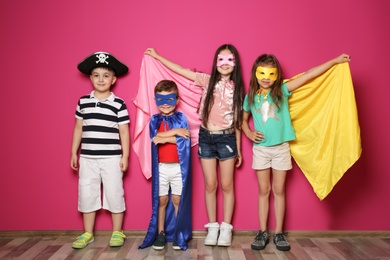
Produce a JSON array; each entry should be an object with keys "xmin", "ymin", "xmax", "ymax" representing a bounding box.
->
[{"xmin": 133, "ymin": 55, "xmax": 202, "ymax": 179}]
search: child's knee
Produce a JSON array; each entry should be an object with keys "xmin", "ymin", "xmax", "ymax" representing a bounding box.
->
[
  {"xmin": 221, "ymin": 182, "xmax": 234, "ymax": 193},
  {"xmin": 172, "ymin": 195, "xmax": 180, "ymax": 207},
  {"xmin": 172, "ymin": 194, "xmax": 181, "ymax": 206},
  {"xmin": 205, "ymin": 181, "xmax": 218, "ymax": 192},
  {"xmin": 159, "ymin": 195, "xmax": 169, "ymax": 206}
]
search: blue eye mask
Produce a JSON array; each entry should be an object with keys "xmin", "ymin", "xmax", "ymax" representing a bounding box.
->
[{"xmin": 155, "ymin": 93, "xmax": 177, "ymax": 106}]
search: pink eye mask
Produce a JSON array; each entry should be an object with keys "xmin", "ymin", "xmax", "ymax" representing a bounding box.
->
[{"xmin": 217, "ymin": 54, "xmax": 235, "ymax": 67}]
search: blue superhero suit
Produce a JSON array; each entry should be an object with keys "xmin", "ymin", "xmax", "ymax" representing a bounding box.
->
[{"xmin": 139, "ymin": 111, "xmax": 192, "ymax": 250}]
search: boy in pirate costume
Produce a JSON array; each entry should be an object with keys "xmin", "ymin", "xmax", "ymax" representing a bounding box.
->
[{"xmin": 70, "ymin": 52, "xmax": 130, "ymax": 249}]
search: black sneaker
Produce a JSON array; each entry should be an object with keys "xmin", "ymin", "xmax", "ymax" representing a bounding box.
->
[
  {"xmin": 273, "ymin": 232, "xmax": 291, "ymax": 251},
  {"xmin": 152, "ymin": 231, "xmax": 166, "ymax": 250},
  {"xmin": 251, "ymin": 230, "xmax": 269, "ymax": 250},
  {"xmin": 172, "ymin": 240, "xmax": 181, "ymax": 250}
]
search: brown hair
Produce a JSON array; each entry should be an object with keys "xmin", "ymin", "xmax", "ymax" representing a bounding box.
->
[
  {"xmin": 248, "ymin": 54, "xmax": 284, "ymax": 109},
  {"xmin": 154, "ymin": 80, "xmax": 179, "ymax": 96}
]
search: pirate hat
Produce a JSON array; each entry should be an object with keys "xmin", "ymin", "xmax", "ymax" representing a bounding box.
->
[{"xmin": 77, "ymin": 51, "xmax": 128, "ymax": 76}]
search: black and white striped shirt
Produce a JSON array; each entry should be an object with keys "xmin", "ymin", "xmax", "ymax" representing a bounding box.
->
[{"xmin": 75, "ymin": 91, "xmax": 130, "ymax": 158}]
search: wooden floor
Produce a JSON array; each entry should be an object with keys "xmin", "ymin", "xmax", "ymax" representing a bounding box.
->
[{"xmin": 0, "ymin": 231, "xmax": 390, "ymax": 259}]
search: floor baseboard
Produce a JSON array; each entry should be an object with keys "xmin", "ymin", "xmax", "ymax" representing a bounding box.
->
[{"xmin": 0, "ymin": 230, "xmax": 389, "ymax": 238}]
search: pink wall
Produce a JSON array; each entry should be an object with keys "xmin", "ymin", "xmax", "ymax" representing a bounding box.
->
[{"xmin": 1, "ymin": 0, "xmax": 389, "ymax": 232}]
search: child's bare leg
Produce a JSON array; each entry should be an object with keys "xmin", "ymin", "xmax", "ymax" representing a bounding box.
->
[
  {"xmin": 201, "ymin": 158, "xmax": 218, "ymax": 222},
  {"xmin": 219, "ymin": 158, "xmax": 236, "ymax": 224},
  {"xmin": 83, "ymin": 212, "xmax": 96, "ymax": 234},
  {"xmin": 172, "ymin": 194, "xmax": 181, "ymax": 216},
  {"xmin": 256, "ymin": 169, "xmax": 271, "ymax": 231},
  {"xmin": 111, "ymin": 212, "xmax": 124, "ymax": 232},
  {"xmin": 272, "ymin": 169, "xmax": 287, "ymax": 233},
  {"xmin": 158, "ymin": 195, "xmax": 168, "ymax": 232}
]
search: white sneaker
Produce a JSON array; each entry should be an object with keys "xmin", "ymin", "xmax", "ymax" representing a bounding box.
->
[
  {"xmin": 204, "ymin": 222, "xmax": 220, "ymax": 246},
  {"xmin": 217, "ymin": 222, "xmax": 233, "ymax": 246}
]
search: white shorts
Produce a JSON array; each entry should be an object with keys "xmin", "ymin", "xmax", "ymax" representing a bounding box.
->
[
  {"xmin": 78, "ymin": 157, "xmax": 125, "ymax": 213},
  {"xmin": 158, "ymin": 163, "xmax": 182, "ymax": 196},
  {"xmin": 252, "ymin": 142, "xmax": 292, "ymax": 171}
]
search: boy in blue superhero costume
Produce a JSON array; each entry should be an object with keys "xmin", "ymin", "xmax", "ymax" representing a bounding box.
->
[{"xmin": 139, "ymin": 80, "xmax": 192, "ymax": 250}]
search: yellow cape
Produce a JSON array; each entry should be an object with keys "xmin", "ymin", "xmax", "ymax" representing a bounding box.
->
[{"xmin": 288, "ymin": 63, "xmax": 362, "ymax": 200}]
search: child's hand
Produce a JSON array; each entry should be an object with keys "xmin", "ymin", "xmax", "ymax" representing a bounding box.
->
[
  {"xmin": 335, "ymin": 54, "xmax": 351, "ymax": 64},
  {"xmin": 175, "ymin": 128, "xmax": 190, "ymax": 139},
  {"xmin": 70, "ymin": 155, "xmax": 78, "ymax": 171},
  {"xmin": 145, "ymin": 48, "xmax": 158, "ymax": 58},
  {"xmin": 235, "ymin": 153, "xmax": 242, "ymax": 168},
  {"xmin": 120, "ymin": 157, "xmax": 128, "ymax": 172},
  {"xmin": 246, "ymin": 131, "xmax": 264, "ymax": 144},
  {"xmin": 152, "ymin": 136, "xmax": 166, "ymax": 145}
]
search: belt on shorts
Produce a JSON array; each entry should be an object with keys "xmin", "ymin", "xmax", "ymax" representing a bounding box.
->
[{"xmin": 204, "ymin": 127, "xmax": 235, "ymax": 135}]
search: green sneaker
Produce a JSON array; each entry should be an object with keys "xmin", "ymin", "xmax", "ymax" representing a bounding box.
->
[
  {"xmin": 72, "ymin": 232, "xmax": 94, "ymax": 249},
  {"xmin": 109, "ymin": 231, "xmax": 126, "ymax": 247}
]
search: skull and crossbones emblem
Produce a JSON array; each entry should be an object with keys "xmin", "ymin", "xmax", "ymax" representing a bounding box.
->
[{"xmin": 95, "ymin": 53, "xmax": 110, "ymax": 64}]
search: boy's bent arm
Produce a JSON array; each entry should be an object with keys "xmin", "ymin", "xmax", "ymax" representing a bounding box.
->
[
  {"xmin": 119, "ymin": 123, "xmax": 130, "ymax": 172},
  {"xmin": 155, "ymin": 128, "xmax": 190, "ymax": 139},
  {"xmin": 70, "ymin": 119, "xmax": 83, "ymax": 170},
  {"xmin": 152, "ymin": 136, "xmax": 177, "ymax": 145}
]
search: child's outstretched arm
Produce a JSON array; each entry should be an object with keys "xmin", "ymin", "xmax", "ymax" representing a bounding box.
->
[
  {"xmin": 145, "ymin": 48, "xmax": 197, "ymax": 81},
  {"xmin": 286, "ymin": 53, "xmax": 350, "ymax": 92}
]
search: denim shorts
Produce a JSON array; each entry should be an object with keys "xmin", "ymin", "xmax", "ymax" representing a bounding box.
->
[{"xmin": 198, "ymin": 127, "xmax": 238, "ymax": 160}]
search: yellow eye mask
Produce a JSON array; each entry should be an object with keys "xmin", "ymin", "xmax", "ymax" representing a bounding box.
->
[{"xmin": 255, "ymin": 66, "xmax": 278, "ymax": 81}]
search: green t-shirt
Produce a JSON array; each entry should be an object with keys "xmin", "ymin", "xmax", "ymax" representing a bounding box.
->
[{"xmin": 243, "ymin": 83, "xmax": 296, "ymax": 147}]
